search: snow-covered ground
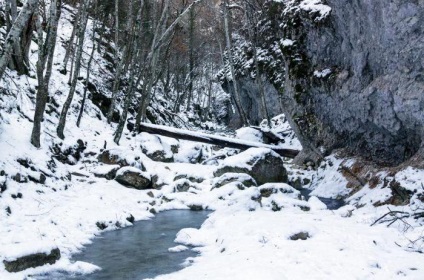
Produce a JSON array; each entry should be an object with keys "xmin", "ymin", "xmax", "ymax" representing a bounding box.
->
[{"xmin": 1, "ymin": 3, "xmax": 424, "ymax": 280}]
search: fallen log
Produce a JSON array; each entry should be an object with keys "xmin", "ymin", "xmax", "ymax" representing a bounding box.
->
[{"xmin": 138, "ymin": 123, "xmax": 300, "ymax": 159}]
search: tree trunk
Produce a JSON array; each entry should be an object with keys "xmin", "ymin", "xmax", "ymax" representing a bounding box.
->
[
  {"xmin": 77, "ymin": 15, "xmax": 97, "ymax": 128},
  {"xmin": 0, "ymin": 0, "xmax": 38, "ymax": 81},
  {"xmin": 31, "ymin": 0, "xmax": 62, "ymax": 148},
  {"xmin": 223, "ymin": 0, "xmax": 249, "ymax": 126},
  {"xmin": 57, "ymin": 0, "xmax": 90, "ymax": 139},
  {"xmin": 62, "ymin": 1, "xmax": 83, "ymax": 74}
]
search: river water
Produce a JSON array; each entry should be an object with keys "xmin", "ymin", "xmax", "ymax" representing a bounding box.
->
[{"xmin": 39, "ymin": 210, "xmax": 210, "ymax": 280}]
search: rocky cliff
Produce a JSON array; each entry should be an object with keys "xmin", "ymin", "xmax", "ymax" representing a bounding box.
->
[{"xmin": 223, "ymin": 0, "xmax": 424, "ymax": 166}]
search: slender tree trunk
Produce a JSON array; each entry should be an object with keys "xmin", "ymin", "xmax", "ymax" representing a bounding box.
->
[
  {"xmin": 186, "ymin": 5, "xmax": 195, "ymax": 111},
  {"xmin": 31, "ymin": 0, "xmax": 62, "ymax": 148},
  {"xmin": 107, "ymin": 0, "xmax": 135, "ymax": 124},
  {"xmin": 77, "ymin": 16, "xmax": 97, "ymax": 128},
  {"xmin": 62, "ymin": 1, "xmax": 83, "ymax": 73},
  {"xmin": 57, "ymin": 0, "xmax": 90, "ymax": 139},
  {"xmin": 0, "ymin": 0, "xmax": 38, "ymax": 81},
  {"xmin": 223, "ymin": 0, "xmax": 249, "ymax": 126}
]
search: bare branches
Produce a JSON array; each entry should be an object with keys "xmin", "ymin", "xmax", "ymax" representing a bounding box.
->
[{"xmin": 371, "ymin": 207, "xmax": 424, "ymax": 228}]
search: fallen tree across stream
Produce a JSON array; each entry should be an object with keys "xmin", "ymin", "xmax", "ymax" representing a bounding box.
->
[{"xmin": 138, "ymin": 123, "xmax": 300, "ymax": 159}]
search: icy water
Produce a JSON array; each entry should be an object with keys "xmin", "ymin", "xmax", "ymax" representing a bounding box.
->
[
  {"xmin": 300, "ymin": 189, "xmax": 345, "ymax": 210},
  {"xmin": 40, "ymin": 210, "xmax": 210, "ymax": 280}
]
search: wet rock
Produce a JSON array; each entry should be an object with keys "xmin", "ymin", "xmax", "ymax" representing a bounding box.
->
[
  {"xmin": 126, "ymin": 214, "xmax": 135, "ymax": 224},
  {"xmin": 96, "ymin": 221, "xmax": 108, "ymax": 230},
  {"xmin": 214, "ymin": 148, "xmax": 288, "ymax": 185},
  {"xmin": 115, "ymin": 167, "xmax": 151, "ymax": 190},
  {"xmin": 188, "ymin": 204, "xmax": 204, "ymax": 211},
  {"xmin": 3, "ymin": 248, "xmax": 61, "ymax": 272}
]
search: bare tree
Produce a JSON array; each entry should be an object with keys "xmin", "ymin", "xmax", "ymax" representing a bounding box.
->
[
  {"xmin": 0, "ymin": 0, "xmax": 38, "ymax": 81},
  {"xmin": 31, "ymin": 0, "xmax": 62, "ymax": 147},
  {"xmin": 56, "ymin": 0, "xmax": 90, "ymax": 139},
  {"xmin": 222, "ymin": 0, "xmax": 249, "ymax": 126}
]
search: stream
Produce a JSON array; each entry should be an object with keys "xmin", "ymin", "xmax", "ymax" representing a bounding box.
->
[
  {"xmin": 39, "ymin": 210, "xmax": 210, "ymax": 280},
  {"xmin": 36, "ymin": 189, "xmax": 343, "ymax": 280}
]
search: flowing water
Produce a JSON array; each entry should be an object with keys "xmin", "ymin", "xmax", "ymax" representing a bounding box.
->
[{"xmin": 39, "ymin": 210, "xmax": 210, "ymax": 280}]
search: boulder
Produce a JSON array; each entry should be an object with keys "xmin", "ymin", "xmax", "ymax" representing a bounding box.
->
[
  {"xmin": 93, "ymin": 165, "xmax": 120, "ymax": 180},
  {"xmin": 97, "ymin": 149, "xmax": 129, "ymax": 166},
  {"xmin": 174, "ymin": 174, "xmax": 205, "ymax": 184},
  {"xmin": 115, "ymin": 167, "xmax": 151, "ymax": 190},
  {"xmin": 139, "ymin": 132, "xmax": 174, "ymax": 162},
  {"xmin": 172, "ymin": 179, "xmax": 197, "ymax": 192},
  {"xmin": 214, "ymin": 148, "xmax": 288, "ymax": 185},
  {"xmin": 212, "ymin": 173, "xmax": 257, "ymax": 189},
  {"xmin": 258, "ymin": 183, "xmax": 300, "ymax": 199},
  {"xmin": 3, "ymin": 248, "xmax": 61, "ymax": 272}
]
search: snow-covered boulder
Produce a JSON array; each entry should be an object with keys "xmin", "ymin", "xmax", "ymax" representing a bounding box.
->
[
  {"xmin": 174, "ymin": 173, "xmax": 205, "ymax": 184},
  {"xmin": 93, "ymin": 164, "xmax": 120, "ymax": 180},
  {"xmin": 172, "ymin": 179, "xmax": 198, "ymax": 192},
  {"xmin": 212, "ymin": 173, "xmax": 257, "ymax": 189},
  {"xmin": 115, "ymin": 167, "xmax": 151, "ymax": 190},
  {"xmin": 213, "ymin": 148, "xmax": 288, "ymax": 185},
  {"xmin": 97, "ymin": 148, "xmax": 145, "ymax": 170},
  {"xmin": 139, "ymin": 132, "xmax": 174, "ymax": 162},
  {"xmin": 258, "ymin": 183, "xmax": 300, "ymax": 199}
]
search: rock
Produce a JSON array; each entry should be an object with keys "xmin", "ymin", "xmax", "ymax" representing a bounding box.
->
[
  {"xmin": 174, "ymin": 174, "xmax": 205, "ymax": 184},
  {"xmin": 226, "ymin": 0, "xmax": 424, "ymax": 165},
  {"xmin": 173, "ymin": 179, "xmax": 197, "ymax": 192},
  {"xmin": 3, "ymin": 248, "xmax": 61, "ymax": 272},
  {"xmin": 212, "ymin": 173, "xmax": 257, "ymax": 189},
  {"xmin": 214, "ymin": 148, "xmax": 288, "ymax": 185},
  {"xmin": 289, "ymin": 232, "xmax": 310, "ymax": 241},
  {"xmin": 139, "ymin": 133, "xmax": 174, "ymax": 162},
  {"xmin": 258, "ymin": 183, "xmax": 300, "ymax": 199},
  {"xmin": 151, "ymin": 174, "xmax": 166, "ymax": 190},
  {"xmin": 51, "ymin": 140, "xmax": 86, "ymax": 165},
  {"xmin": 11, "ymin": 173, "xmax": 28, "ymax": 183},
  {"xmin": 126, "ymin": 214, "xmax": 135, "ymax": 224},
  {"xmin": 28, "ymin": 173, "xmax": 47, "ymax": 184},
  {"xmin": 93, "ymin": 165, "xmax": 120, "ymax": 180},
  {"xmin": 188, "ymin": 204, "xmax": 204, "ymax": 211},
  {"xmin": 97, "ymin": 149, "xmax": 129, "ymax": 166},
  {"xmin": 115, "ymin": 167, "xmax": 151, "ymax": 190},
  {"xmin": 96, "ymin": 222, "xmax": 108, "ymax": 230}
]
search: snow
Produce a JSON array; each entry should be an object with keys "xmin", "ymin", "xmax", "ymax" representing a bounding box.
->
[
  {"xmin": 299, "ymin": 0, "xmax": 332, "ymax": 21},
  {"xmin": 153, "ymin": 208, "xmax": 424, "ymax": 280},
  {"xmin": 168, "ymin": 245, "xmax": 189, "ymax": 253},
  {"xmin": 1, "ymin": 3, "xmax": 424, "ymax": 280},
  {"xmin": 220, "ymin": 147, "xmax": 281, "ymax": 169},
  {"xmin": 235, "ymin": 127, "xmax": 264, "ymax": 143},
  {"xmin": 314, "ymin": 68, "xmax": 332, "ymax": 78}
]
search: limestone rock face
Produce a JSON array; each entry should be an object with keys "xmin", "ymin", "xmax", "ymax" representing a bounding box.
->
[{"xmin": 222, "ymin": 0, "xmax": 424, "ymax": 166}]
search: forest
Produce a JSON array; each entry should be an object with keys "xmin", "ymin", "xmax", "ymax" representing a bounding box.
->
[{"xmin": 0, "ymin": 0, "xmax": 423, "ymax": 279}]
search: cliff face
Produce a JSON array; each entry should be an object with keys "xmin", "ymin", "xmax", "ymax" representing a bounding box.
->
[
  {"xmin": 221, "ymin": 78, "xmax": 283, "ymax": 128},
  {"xmin": 225, "ymin": 0, "xmax": 424, "ymax": 166}
]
